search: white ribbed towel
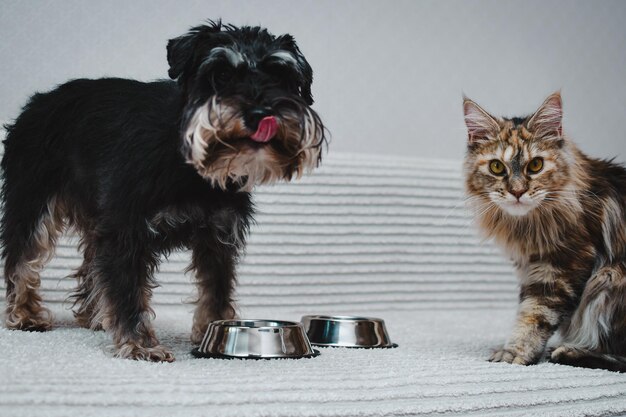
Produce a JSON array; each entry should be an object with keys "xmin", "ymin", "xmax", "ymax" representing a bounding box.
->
[{"xmin": 2, "ymin": 152, "xmax": 624, "ymax": 417}]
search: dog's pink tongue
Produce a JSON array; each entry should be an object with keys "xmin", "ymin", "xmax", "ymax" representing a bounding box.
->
[{"xmin": 250, "ymin": 116, "xmax": 278, "ymax": 143}]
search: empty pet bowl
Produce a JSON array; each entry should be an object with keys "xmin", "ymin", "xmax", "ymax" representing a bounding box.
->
[
  {"xmin": 192, "ymin": 319, "xmax": 320, "ymax": 359},
  {"xmin": 301, "ymin": 315, "xmax": 397, "ymax": 348}
]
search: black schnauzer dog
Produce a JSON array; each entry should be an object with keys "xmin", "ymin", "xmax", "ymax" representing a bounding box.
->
[{"xmin": 1, "ymin": 21, "xmax": 325, "ymax": 362}]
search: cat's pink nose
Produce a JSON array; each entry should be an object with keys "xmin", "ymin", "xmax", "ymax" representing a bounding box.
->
[{"xmin": 510, "ymin": 189, "xmax": 527, "ymax": 200}]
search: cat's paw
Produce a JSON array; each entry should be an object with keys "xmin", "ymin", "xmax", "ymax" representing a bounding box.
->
[
  {"xmin": 489, "ymin": 346, "xmax": 536, "ymax": 365},
  {"xmin": 549, "ymin": 345, "xmax": 586, "ymax": 365}
]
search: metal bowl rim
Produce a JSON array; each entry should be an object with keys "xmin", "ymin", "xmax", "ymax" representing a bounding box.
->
[
  {"xmin": 301, "ymin": 315, "xmax": 385, "ymax": 323},
  {"xmin": 209, "ymin": 319, "xmax": 304, "ymax": 329}
]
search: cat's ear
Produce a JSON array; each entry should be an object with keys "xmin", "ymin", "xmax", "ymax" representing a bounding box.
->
[
  {"xmin": 527, "ymin": 92, "xmax": 562, "ymax": 137},
  {"xmin": 463, "ymin": 97, "xmax": 500, "ymax": 144}
]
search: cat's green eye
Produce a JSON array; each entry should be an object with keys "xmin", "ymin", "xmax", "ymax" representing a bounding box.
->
[
  {"xmin": 528, "ymin": 157, "xmax": 544, "ymax": 174},
  {"xmin": 489, "ymin": 160, "xmax": 506, "ymax": 176}
]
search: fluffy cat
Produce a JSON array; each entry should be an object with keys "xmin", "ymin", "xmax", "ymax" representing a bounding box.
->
[{"xmin": 463, "ymin": 92, "xmax": 626, "ymax": 372}]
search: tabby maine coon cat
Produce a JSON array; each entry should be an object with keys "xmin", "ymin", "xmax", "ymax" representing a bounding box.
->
[{"xmin": 463, "ymin": 92, "xmax": 626, "ymax": 372}]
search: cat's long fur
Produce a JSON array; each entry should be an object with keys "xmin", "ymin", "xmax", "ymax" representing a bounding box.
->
[{"xmin": 463, "ymin": 92, "xmax": 626, "ymax": 372}]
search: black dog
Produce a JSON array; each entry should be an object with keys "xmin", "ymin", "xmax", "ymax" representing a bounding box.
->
[{"xmin": 1, "ymin": 21, "xmax": 325, "ymax": 361}]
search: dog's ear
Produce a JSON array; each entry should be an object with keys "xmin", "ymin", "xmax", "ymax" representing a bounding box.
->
[
  {"xmin": 167, "ymin": 21, "xmax": 222, "ymax": 82},
  {"xmin": 297, "ymin": 53, "xmax": 314, "ymax": 105},
  {"xmin": 277, "ymin": 34, "xmax": 314, "ymax": 105},
  {"xmin": 167, "ymin": 34, "xmax": 195, "ymax": 81}
]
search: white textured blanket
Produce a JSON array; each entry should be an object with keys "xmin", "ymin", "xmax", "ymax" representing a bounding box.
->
[
  {"xmin": 3, "ymin": 307, "xmax": 626, "ymax": 417},
  {"xmin": 1, "ymin": 153, "xmax": 625, "ymax": 417}
]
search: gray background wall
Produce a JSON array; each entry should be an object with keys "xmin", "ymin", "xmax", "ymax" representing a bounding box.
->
[{"xmin": 1, "ymin": 0, "xmax": 625, "ymax": 162}]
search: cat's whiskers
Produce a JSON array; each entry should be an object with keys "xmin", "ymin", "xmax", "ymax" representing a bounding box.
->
[
  {"xmin": 473, "ymin": 202, "xmax": 498, "ymax": 219},
  {"xmin": 439, "ymin": 197, "xmax": 478, "ymax": 228}
]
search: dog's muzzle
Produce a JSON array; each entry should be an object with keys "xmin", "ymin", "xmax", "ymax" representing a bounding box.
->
[{"xmin": 182, "ymin": 96, "xmax": 324, "ymax": 191}]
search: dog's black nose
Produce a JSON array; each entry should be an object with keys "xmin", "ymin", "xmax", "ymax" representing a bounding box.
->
[{"xmin": 245, "ymin": 108, "xmax": 273, "ymax": 131}]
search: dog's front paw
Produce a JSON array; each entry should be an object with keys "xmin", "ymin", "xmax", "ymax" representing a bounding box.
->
[
  {"xmin": 5, "ymin": 306, "xmax": 53, "ymax": 331},
  {"xmin": 489, "ymin": 346, "xmax": 537, "ymax": 365},
  {"xmin": 219, "ymin": 305, "xmax": 238, "ymax": 321},
  {"xmin": 191, "ymin": 324, "xmax": 207, "ymax": 345},
  {"xmin": 191, "ymin": 304, "xmax": 238, "ymax": 345},
  {"xmin": 115, "ymin": 342, "xmax": 175, "ymax": 362}
]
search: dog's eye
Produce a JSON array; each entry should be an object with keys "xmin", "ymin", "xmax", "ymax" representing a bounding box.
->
[
  {"xmin": 265, "ymin": 62, "xmax": 293, "ymax": 76},
  {"xmin": 213, "ymin": 67, "xmax": 234, "ymax": 88},
  {"xmin": 263, "ymin": 63, "xmax": 299, "ymax": 86}
]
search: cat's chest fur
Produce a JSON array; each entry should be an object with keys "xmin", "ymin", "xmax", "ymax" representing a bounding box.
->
[
  {"xmin": 506, "ymin": 248, "xmax": 549, "ymax": 284},
  {"xmin": 484, "ymin": 208, "xmax": 582, "ymax": 259},
  {"xmin": 495, "ymin": 211, "xmax": 601, "ymax": 290}
]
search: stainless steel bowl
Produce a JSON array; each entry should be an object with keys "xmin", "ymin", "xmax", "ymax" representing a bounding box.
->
[
  {"xmin": 192, "ymin": 319, "xmax": 320, "ymax": 359},
  {"xmin": 301, "ymin": 315, "xmax": 397, "ymax": 348}
]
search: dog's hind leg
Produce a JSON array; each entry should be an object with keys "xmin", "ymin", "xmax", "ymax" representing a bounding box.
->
[
  {"xmin": 70, "ymin": 239, "xmax": 103, "ymax": 330},
  {"xmin": 2, "ymin": 196, "xmax": 65, "ymax": 331}
]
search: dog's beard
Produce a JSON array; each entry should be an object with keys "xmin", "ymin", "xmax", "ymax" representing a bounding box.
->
[{"xmin": 183, "ymin": 96, "xmax": 324, "ymax": 191}]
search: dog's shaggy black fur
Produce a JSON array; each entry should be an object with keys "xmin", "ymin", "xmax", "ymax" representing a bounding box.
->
[{"xmin": 1, "ymin": 21, "xmax": 325, "ymax": 361}]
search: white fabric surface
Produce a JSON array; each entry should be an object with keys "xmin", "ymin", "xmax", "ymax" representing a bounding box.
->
[
  {"xmin": 1, "ymin": 153, "xmax": 625, "ymax": 417},
  {"xmin": 3, "ymin": 307, "xmax": 626, "ymax": 417}
]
